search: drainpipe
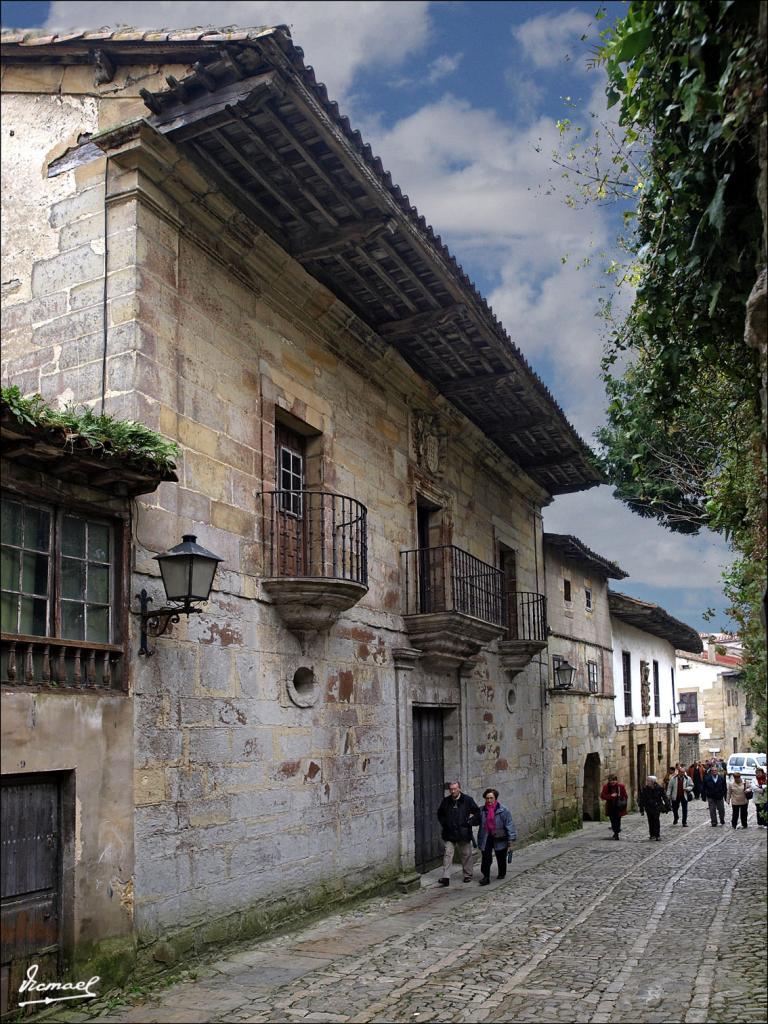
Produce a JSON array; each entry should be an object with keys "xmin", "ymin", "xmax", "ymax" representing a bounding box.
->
[{"xmin": 100, "ymin": 156, "xmax": 111, "ymax": 414}]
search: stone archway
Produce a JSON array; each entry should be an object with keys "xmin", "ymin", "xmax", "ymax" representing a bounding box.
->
[{"xmin": 583, "ymin": 752, "xmax": 602, "ymax": 821}]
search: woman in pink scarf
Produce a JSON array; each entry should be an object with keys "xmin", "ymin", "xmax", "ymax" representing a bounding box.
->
[{"xmin": 477, "ymin": 788, "xmax": 517, "ymax": 885}]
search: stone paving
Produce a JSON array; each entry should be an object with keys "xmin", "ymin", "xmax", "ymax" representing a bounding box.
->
[{"xmin": 47, "ymin": 800, "xmax": 766, "ymax": 1024}]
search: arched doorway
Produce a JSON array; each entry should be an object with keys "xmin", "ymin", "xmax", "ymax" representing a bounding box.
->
[{"xmin": 583, "ymin": 753, "xmax": 602, "ymax": 821}]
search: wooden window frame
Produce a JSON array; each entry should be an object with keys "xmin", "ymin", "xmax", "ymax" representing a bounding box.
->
[
  {"xmin": 1, "ymin": 490, "xmax": 128, "ymax": 690},
  {"xmin": 652, "ymin": 659, "xmax": 660, "ymax": 717},
  {"xmin": 622, "ymin": 651, "xmax": 632, "ymax": 717},
  {"xmin": 587, "ymin": 660, "xmax": 599, "ymax": 693}
]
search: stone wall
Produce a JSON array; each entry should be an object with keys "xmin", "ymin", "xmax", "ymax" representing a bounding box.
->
[
  {"xmin": 676, "ymin": 654, "xmax": 757, "ymax": 759},
  {"xmin": 543, "ymin": 544, "xmax": 616, "ymax": 825}
]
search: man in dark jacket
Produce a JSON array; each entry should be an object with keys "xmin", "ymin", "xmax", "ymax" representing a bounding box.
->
[
  {"xmin": 638, "ymin": 775, "xmax": 670, "ymax": 840},
  {"xmin": 702, "ymin": 765, "xmax": 727, "ymax": 826},
  {"xmin": 437, "ymin": 781, "xmax": 480, "ymax": 886}
]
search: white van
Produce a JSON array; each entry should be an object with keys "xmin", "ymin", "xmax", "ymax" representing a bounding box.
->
[{"xmin": 726, "ymin": 752, "xmax": 767, "ymax": 782}]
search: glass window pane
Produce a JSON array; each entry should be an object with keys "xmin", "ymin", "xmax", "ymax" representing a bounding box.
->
[
  {"xmin": 62, "ymin": 516, "xmax": 86, "ymax": 557},
  {"xmin": 24, "ymin": 507, "xmax": 51, "ymax": 552},
  {"xmin": 1, "ymin": 548, "xmax": 19, "ymax": 590},
  {"xmin": 1, "ymin": 500, "xmax": 22, "ymax": 547},
  {"xmin": 86, "ymin": 605, "xmax": 109, "ymax": 643},
  {"xmin": 62, "ymin": 601, "xmax": 85, "ymax": 640},
  {"xmin": 1, "ymin": 592, "xmax": 18, "ymax": 633},
  {"xmin": 19, "ymin": 596, "xmax": 47, "ymax": 635},
  {"xmin": 22, "ymin": 551, "xmax": 49, "ymax": 596},
  {"xmin": 88, "ymin": 523, "xmax": 110, "ymax": 563},
  {"xmin": 87, "ymin": 565, "xmax": 110, "ymax": 604},
  {"xmin": 281, "ymin": 468, "xmax": 292, "ymax": 491},
  {"xmin": 62, "ymin": 558, "xmax": 85, "ymax": 600}
]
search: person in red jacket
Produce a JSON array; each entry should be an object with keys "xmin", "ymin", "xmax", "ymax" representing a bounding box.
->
[{"xmin": 600, "ymin": 774, "xmax": 628, "ymax": 840}]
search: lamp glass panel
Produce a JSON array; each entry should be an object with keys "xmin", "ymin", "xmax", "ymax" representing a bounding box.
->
[
  {"xmin": 159, "ymin": 556, "xmax": 192, "ymax": 601},
  {"xmin": 190, "ymin": 557, "xmax": 217, "ymax": 601}
]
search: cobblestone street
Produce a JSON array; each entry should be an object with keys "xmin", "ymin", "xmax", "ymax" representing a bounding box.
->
[{"xmin": 53, "ymin": 800, "xmax": 766, "ymax": 1024}]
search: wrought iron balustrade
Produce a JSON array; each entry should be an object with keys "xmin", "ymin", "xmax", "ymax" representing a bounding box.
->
[
  {"xmin": 261, "ymin": 490, "xmax": 368, "ymax": 586},
  {"xmin": 1, "ymin": 633, "xmax": 124, "ymax": 690},
  {"xmin": 506, "ymin": 590, "xmax": 547, "ymax": 643},
  {"xmin": 401, "ymin": 545, "xmax": 505, "ymax": 628}
]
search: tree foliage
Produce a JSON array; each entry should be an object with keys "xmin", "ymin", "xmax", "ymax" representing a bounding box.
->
[{"xmin": 566, "ymin": 2, "xmax": 767, "ymax": 737}]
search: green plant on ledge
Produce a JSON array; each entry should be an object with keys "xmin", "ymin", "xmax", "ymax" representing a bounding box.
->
[{"xmin": 1, "ymin": 386, "xmax": 180, "ymax": 472}]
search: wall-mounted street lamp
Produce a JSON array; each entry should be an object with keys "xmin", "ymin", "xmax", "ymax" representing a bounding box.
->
[
  {"xmin": 670, "ymin": 698, "xmax": 688, "ymax": 721},
  {"xmin": 137, "ymin": 535, "xmax": 223, "ymax": 656},
  {"xmin": 553, "ymin": 658, "xmax": 576, "ymax": 690}
]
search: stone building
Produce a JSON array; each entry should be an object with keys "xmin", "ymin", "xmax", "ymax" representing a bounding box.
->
[
  {"xmin": 543, "ymin": 534, "xmax": 627, "ymax": 826},
  {"xmin": 0, "ymin": 26, "xmax": 603, "ymax": 998},
  {"xmin": 610, "ymin": 592, "xmax": 702, "ymax": 805},
  {"xmin": 676, "ymin": 638, "xmax": 757, "ymax": 762}
]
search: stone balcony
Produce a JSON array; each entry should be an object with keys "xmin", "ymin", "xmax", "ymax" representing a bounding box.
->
[
  {"xmin": 400, "ymin": 545, "xmax": 506, "ymax": 667},
  {"xmin": 497, "ymin": 591, "xmax": 548, "ymax": 676},
  {"xmin": 261, "ymin": 490, "xmax": 368, "ymax": 646}
]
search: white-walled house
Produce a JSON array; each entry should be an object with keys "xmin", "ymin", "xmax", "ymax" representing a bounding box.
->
[
  {"xmin": 676, "ymin": 638, "xmax": 756, "ymax": 762},
  {"xmin": 609, "ymin": 591, "xmax": 702, "ymax": 802}
]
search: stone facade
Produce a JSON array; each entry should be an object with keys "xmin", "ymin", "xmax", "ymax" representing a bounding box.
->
[
  {"xmin": 676, "ymin": 643, "xmax": 757, "ymax": 761},
  {"xmin": 1, "ymin": 43, "xmax": 565, "ymax": 981},
  {"xmin": 543, "ymin": 537, "xmax": 619, "ymax": 827}
]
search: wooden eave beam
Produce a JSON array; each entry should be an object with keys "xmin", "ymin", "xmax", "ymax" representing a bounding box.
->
[
  {"xmin": 207, "ymin": 126, "xmax": 311, "ymax": 228},
  {"xmin": 290, "ymin": 216, "xmax": 397, "ymax": 260},
  {"xmin": 376, "ymin": 303, "xmax": 467, "ymax": 339},
  {"xmin": 438, "ymin": 370, "xmax": 517, "ymax": 396},
  {"xmin": 148, "ymin": 71, "xmax": 283, "ymax": 136}
]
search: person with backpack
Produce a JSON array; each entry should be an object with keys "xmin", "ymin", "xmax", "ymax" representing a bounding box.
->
[
  {"xmin": 600, "ymin": 773, "xmax": 628, "ymax": 840},
  {"xmin": 638, "ymin": 775, "xmax": 670, "ymax": 840}
]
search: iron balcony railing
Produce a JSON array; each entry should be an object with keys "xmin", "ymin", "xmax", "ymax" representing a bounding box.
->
[
  {"xmin": 506, "ymin": 590, "xmax": 548, "ymax": 643},
  {"xmin": 261, "ymin": 490, "xmax": 368, "ymax": 586},
  {"xmin": 401, "ymin": 545, "xmax": 506, "ymax": 628}
]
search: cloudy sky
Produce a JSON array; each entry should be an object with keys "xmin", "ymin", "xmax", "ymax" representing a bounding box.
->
[{"xmin": 2, "ymin": 1, "xmax": 736, "ymax": 631}]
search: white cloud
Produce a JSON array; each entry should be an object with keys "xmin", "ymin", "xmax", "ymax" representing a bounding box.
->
[
  {"xmin": 513, "ymin": 7, "xmax": 594, "ymax": 70},
  {"xmin": 543, "ymin": 487, "xmax": 733, "ymax": 593},
  {"xmin": 45, "ymin": 0, "xmax": 431, "ymax": 101},
  {"xmin": 427, "ymin": 52, "xmax": 462, "ymax": 83}
]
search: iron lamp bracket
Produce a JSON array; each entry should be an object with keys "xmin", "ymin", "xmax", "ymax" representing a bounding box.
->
[{"xmin": 136, "ymin": 588, "xmax": 202, "ymax": 656}]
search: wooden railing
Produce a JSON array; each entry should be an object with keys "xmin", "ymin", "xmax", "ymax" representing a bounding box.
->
[{"xmin": 1, "ymin": 634, "xmax": 124, "ymax": 690}]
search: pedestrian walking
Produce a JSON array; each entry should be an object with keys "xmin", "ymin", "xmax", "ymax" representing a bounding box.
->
[
  {"xmin": 666, "ymin": 764, "xmax": 694, "ymax": 826},
  {"xmin": 752, "ymin": 767, "xmax": 767, "ymax": 828},
  {"xmin": 726, "ymin": 771, "xmax": 752, "ymax": 830},
  {"xmin": 688, "ymin": 760, "xmax": 705, "ymax": 800},
  {"xmin": 662, "ymin": 765, "xmax": 675, "ymax": 789},
  {"xmin": 702, "ymin": 763, "xmax": 727, "ymax": 826},
  {"xmin": 476, "ymin": 788, "xmax": 516, "ymax": 885},
  {"xmin": 600, "ymin": 774, "xmax": 628, "ymax": 839},
  {"xmin": 436, "ymin": 781, "xmax": 480, "ymax": 886},
  {"xmin": 638, "ymin": 775, "xmax": 670, "ymax": 840}
]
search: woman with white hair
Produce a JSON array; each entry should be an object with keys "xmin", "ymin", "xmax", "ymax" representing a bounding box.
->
[{"xmin": 637, "ymin": 775, "xmax": 670, "ymax": 841}]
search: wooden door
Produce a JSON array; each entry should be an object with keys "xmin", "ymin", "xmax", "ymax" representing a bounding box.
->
[
  {"xmin": 1, "ymin": 776, "xmax": 63, "ymax": 1016},
  {"xmin": 500, "ymin": 546, "xmax": 518, "ymax": 638},
  {"xmin": 275, "ymin": 424, "xmax": 306, "ymax": 577},
  {"xmin": 413, "ymin": 708, "xmax": 445, "ymax": 872}
]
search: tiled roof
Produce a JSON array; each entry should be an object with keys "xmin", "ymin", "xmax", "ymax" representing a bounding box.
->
[
  {"xmin": 1, "ymin": 26, "xmax": 281, "ymax": 45},
  {"xmin": 609, "ymin": 591, "xmax": 703, "ymax": 654},
  {"xmin": 544, "ymin": 533, "xmax": 627, "ymax": 579}
]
